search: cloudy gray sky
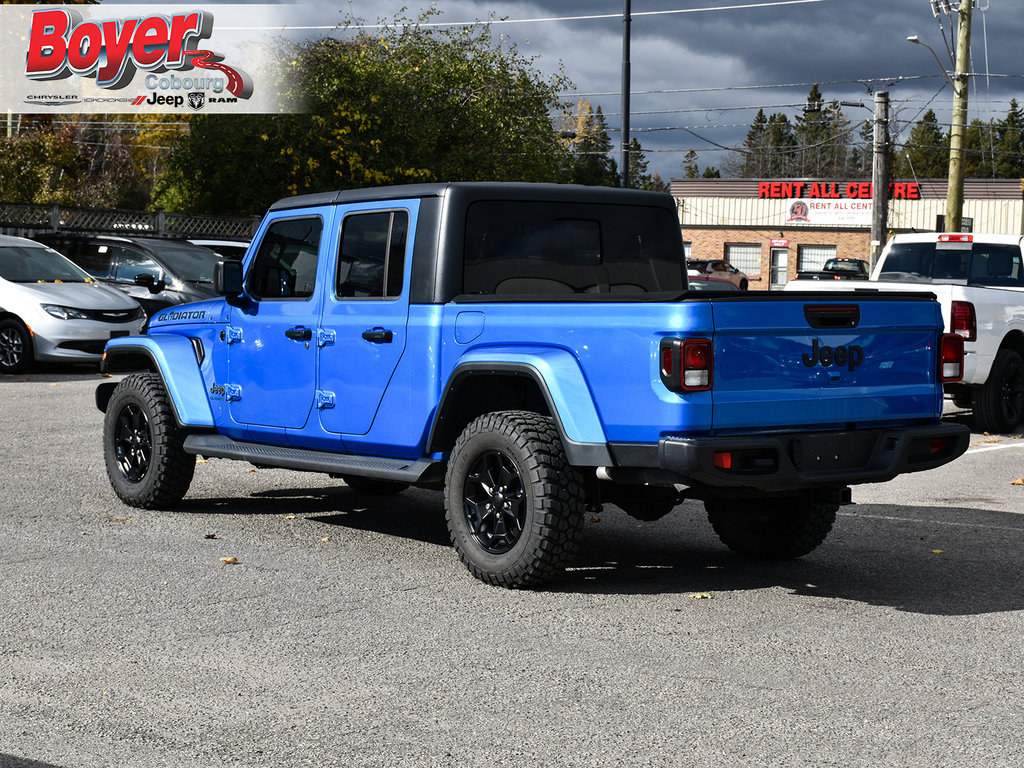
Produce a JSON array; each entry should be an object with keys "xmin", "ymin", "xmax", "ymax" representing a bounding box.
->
[
  {"xmin": 114, "ymin": 0, "xmax": 1024, "ymax": 179},
  {"xmin": 320, "ymin": 0, "xmax": 1024, "ymax": 180}
]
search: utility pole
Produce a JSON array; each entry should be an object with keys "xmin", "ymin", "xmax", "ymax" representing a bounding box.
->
[
  {"xmin": 870, "ymin": 91, "xmax": 890, "ymax": 265},
  {"xmin": 620, "ymin": 0, "xmax": 631, "ymax": 188},
  {"xmin": 945, "ymin": 1, "xmax": 972, "ymax": 232}
]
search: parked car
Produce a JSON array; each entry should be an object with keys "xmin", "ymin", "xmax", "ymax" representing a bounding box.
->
[
  {"xmin": 0, "ymin": 235, "xmax": 144, "ymax": 373},
  {"xmin": 687, "ymin": 273, "xmax": 742, "ymax": 291},
  {"xmin": 794, "ymin": 257, "xmax": 870, "ymax": 280},
  {"xmin": 686, "ymin": 259, "xmax": 749, "ymax": 290},
  {"xmin": 36, "ymin": 234, "xmax": 224, "ymax": 316},
  {"xmin": 187, "ymin": 238, "xmax": 250, "ymax": 260}
]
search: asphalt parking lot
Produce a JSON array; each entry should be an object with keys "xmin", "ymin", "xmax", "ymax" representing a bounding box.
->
[{"xmin": 1, "ymin": 368, "xmax": 1022, "ymax": 768}]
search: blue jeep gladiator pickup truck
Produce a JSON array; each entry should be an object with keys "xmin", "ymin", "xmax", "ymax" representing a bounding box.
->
[{"xmin": 96, "ymin": 183, "xmax": 969, "ymax": 587}]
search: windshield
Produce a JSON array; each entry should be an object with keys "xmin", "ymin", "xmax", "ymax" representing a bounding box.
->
[
  {"xmin": 0, "ymin": 244, "xmax": 92, "ymax": 283},
  {"xmin": 877, "ymin": 241, "xmax": 1024, "ymax": 286},
  {"xmin": 147, "ymin": 241, "xmax": 221, "ymax": 283}
]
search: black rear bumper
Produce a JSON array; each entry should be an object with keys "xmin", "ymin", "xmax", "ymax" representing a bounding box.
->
[{"xmin": 611, "ymin": 423, "xmax": 970, "ymax": 493}]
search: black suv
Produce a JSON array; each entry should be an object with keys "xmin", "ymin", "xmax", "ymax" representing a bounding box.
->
[{"xmin": 36, "ymin": 235, "xmax": 222, "ymax": 316}]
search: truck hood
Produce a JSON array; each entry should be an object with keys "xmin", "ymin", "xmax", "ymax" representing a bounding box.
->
[{"xmin": 148, "ymin": 299, "xmax": 229, "ymax": 328}]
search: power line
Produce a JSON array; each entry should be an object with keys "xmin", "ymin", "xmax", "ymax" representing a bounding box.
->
[{"xmin": 230, "ymin": 0, "xmax": 849, "ymax": 32}]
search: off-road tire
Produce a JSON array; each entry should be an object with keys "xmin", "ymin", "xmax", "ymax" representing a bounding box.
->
[
  {"xmin": 0, "ymin": 318, "xmax": 33, "ymax": 374},
  {"xmin": 104, "ymin": 373, "xmax": 195, "ymax": 509},
  {"xmin": 444, "ymin": 410, "xmax": 584, "ymax": 588},
  {"xmin": 973, "ymin": 349, "xmax": 1024, "ymax": 434},
  {"xmin": 341, "ymin": 475, "xmax": 409, "ymax": 496},
  {"xmin": 705, "ymin": 495, "xmax": 837, "ymax": 560}
]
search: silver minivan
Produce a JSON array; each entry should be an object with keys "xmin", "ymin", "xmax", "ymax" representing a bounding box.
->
[{"xmin": 0, "ymin": 235, "xmax": 145, "ymax": 373}]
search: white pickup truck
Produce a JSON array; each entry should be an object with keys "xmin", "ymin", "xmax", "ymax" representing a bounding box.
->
[{"xmin": 785, "ymin": 232, "xmax": 1024, "ymax": 433}]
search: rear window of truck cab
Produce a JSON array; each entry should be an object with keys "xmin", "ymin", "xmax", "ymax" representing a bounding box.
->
[
  {"xmin": 878, "ymin": 240, "xmax": 1024, "ymax": 287},
  {"xmin": 462, "ymin": 201, "xmax": 684, "ymax": 297}
]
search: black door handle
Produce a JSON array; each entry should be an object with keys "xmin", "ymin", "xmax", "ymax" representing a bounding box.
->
[
  {"xmin": 362, "ymin": 328, "xmax": 393, "ymax": 343},
  {"xmin": 285, "ymin": 327, "xmax": 312, "ymax": 341}
]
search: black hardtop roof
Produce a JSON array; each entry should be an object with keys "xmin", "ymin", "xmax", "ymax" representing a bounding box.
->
[{"xmin": 267, "ymin": 181, "xmax": 675, "ymax": 212}]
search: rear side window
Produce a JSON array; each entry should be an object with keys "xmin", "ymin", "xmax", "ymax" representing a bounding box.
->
[
  {"xmin": 968, "ymin": 244, "xmax": 1024, "ymax": 287},
  {"xmin": 879, "ymin": 241, "xmax": 1024, "ymax": 286},
  {"xmin": 336, "ymin": 210, "xmax": 409, "ymax": 299},
  {"xmin": 462, "ymin": 201, "xmax": 683, "ymax": 296},
  {"xmin": 247, "ymin": 217, "xmax": 322, "ymax": 300}
]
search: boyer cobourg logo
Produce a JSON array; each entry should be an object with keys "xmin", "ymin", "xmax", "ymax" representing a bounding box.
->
[{"xmin": 24, "ymin": 7, "xmax": 253, "ymax": 107}]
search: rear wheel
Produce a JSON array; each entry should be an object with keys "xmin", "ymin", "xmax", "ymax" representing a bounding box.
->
[
  {"xmin": 974, "ymin": 349, "xmax": 1024, "ymax": 433},
  {"xmin": 0, "ymin": 319, "xmax": 33, "ymax": 374},
  {"xmin": 444, "ymin": 411, "xmax": 584, "ymax": 588},
  {"xmin": 104, "ymin": 373, "xmax": 195, "ymax": 509},
  {"xmin": 705, "ymin": 495, "xmax": 837, "ymax": 560}
]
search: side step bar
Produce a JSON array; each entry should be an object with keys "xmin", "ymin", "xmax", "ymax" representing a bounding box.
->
[{"xmin": 183, "ymin": 434, "xmax": 445, "ymax": 485}]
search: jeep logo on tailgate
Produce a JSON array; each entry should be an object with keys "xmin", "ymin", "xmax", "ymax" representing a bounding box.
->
[{"xmin": 802, "ymin": 338, "xmax": 863, "ymax": 371}]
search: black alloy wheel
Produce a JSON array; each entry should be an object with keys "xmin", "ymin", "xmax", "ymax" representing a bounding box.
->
[
  {"xmin": 462, "ymin": 449, "xmax": 527, "ymax": 554},
  {"xmin": 113, "ymin": 402, "xmax": 153, "ymax": 483},
  {"xmin": 103, "ymin": 373, "xmax": 195, "ymax": 509},
  {"xmin": 444, "ymin": 410, "xmax": 585, "ymax": 588}
]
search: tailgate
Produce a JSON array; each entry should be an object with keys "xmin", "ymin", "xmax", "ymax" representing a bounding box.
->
[{"xmin": 709, "ymin": 294, "xmax": 943, "ymax": 432}]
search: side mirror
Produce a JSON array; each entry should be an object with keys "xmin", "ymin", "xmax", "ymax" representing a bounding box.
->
[
  {"xmin": 214, "ymin": 260, "xmax": 245, "ymax": 305},
  {"xmin": 134, "ymin": 273, "xmax": 166, "ymax": 294}
]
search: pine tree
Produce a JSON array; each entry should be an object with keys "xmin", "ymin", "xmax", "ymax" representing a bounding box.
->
[
  {"xmin": 569, "ymin": 104, "xmax": 618, "ymax": 187},
  {"xmin": 896, "ymin": 109, "xmax": 948, "ymax": 179},
  {"xmin": 793, "ymin": 85, "xmax": 849, "ymax": 177},
  {"xmin": 994, "ymin": 98, "xmax": 1024, "ymax": 178}
]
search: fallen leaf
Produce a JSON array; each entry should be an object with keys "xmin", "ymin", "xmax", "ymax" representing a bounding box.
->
[
  {"xmin": 932, "ymin": 549, "xmax": 945, "ymax": 555},
  {"xmin": 196, "ymin": 458, "xmax": 209, "ymax": 464},
  {"xmin": 320, "ymin": 535, "xmax": 331, "ymax": 542},
  {"xmin": 282, "ymin": 514, "xmax": 297, "ymax": 520},
  {"xmin": 247, "ymin": 468, "xmax": 258, "ymax": 473},
  {"xmin": 97, "ymin": 372, "xmax": 112, "ymax": 378},
  {"xmin": 590, "ymin": 516, "xmax": 601, "ymax": 523},
  {"xmin": 204, "ymin": 533, "xmax": 217, "ymax": 539},
  {"xmin": 688, "ymin": 592, "xmax": 714, "ymax": 600},
  {"xmin": 1011, "ymin": 478, "xmax": 1024, "ymax": 486},
  {"xmin": 220, "ymin": 556, "xmax": 238, "ymax": 565},
  {"xmin": 49, "ymin": 383, "xmax": 59, "ymax": 387}
]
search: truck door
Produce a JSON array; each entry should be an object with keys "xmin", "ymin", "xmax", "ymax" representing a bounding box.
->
[
  {"xmin": 227, "ymin": 212, "xmax": 326, "ymax": 430},
  {"xmin": 317, "ymin": 204, "xmax": 414, "ymax": 436}
]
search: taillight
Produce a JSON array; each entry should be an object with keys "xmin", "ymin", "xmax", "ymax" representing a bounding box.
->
[
  {"xmin": 938, "ymin": 233, "xmax": 973, "ymax": 243},
  {"xmin": 940, "ymin": 333, "xmax": 964, "ymax": 382},
  {"xmin": 660, "ymin": 338, "xmax": 713, "ymax": 392},
  {"xmin": 950, "ymin": 301, "xmax": 976, "ymax": 341}
]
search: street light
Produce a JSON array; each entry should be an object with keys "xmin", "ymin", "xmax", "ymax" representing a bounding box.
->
[{"xmin": 905, "ymin": 36, "xmax": 961, "ymax": 95}]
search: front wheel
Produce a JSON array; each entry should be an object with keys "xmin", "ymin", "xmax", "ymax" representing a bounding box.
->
[
  {"xmin": 444, "ymin": 411, "xmax": 584, "ymax": 588},
  {"xmin": 705, "ymin": 495, "xmax": 837, "ymax": 560},
  {"xmin": 0, "ymin": 318, "xmax": 33, "ymax": 374},
  {"xmin": 103, "ymin": 373, "xmax": 195, "ymax": 509},
  {"xmin": 973, "ymin": 349, "xmax": 1024, "ymax": 434}
]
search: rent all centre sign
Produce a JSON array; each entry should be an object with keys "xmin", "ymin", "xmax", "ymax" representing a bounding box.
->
[{"xmin": 758, "ymin": 181, "xmax": 922, "ymax": 227}]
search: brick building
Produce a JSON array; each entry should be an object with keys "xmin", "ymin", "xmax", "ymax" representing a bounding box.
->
[{"xmin": 671, "ymin": 178, "xmax": 1024, "ymax": 290}]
